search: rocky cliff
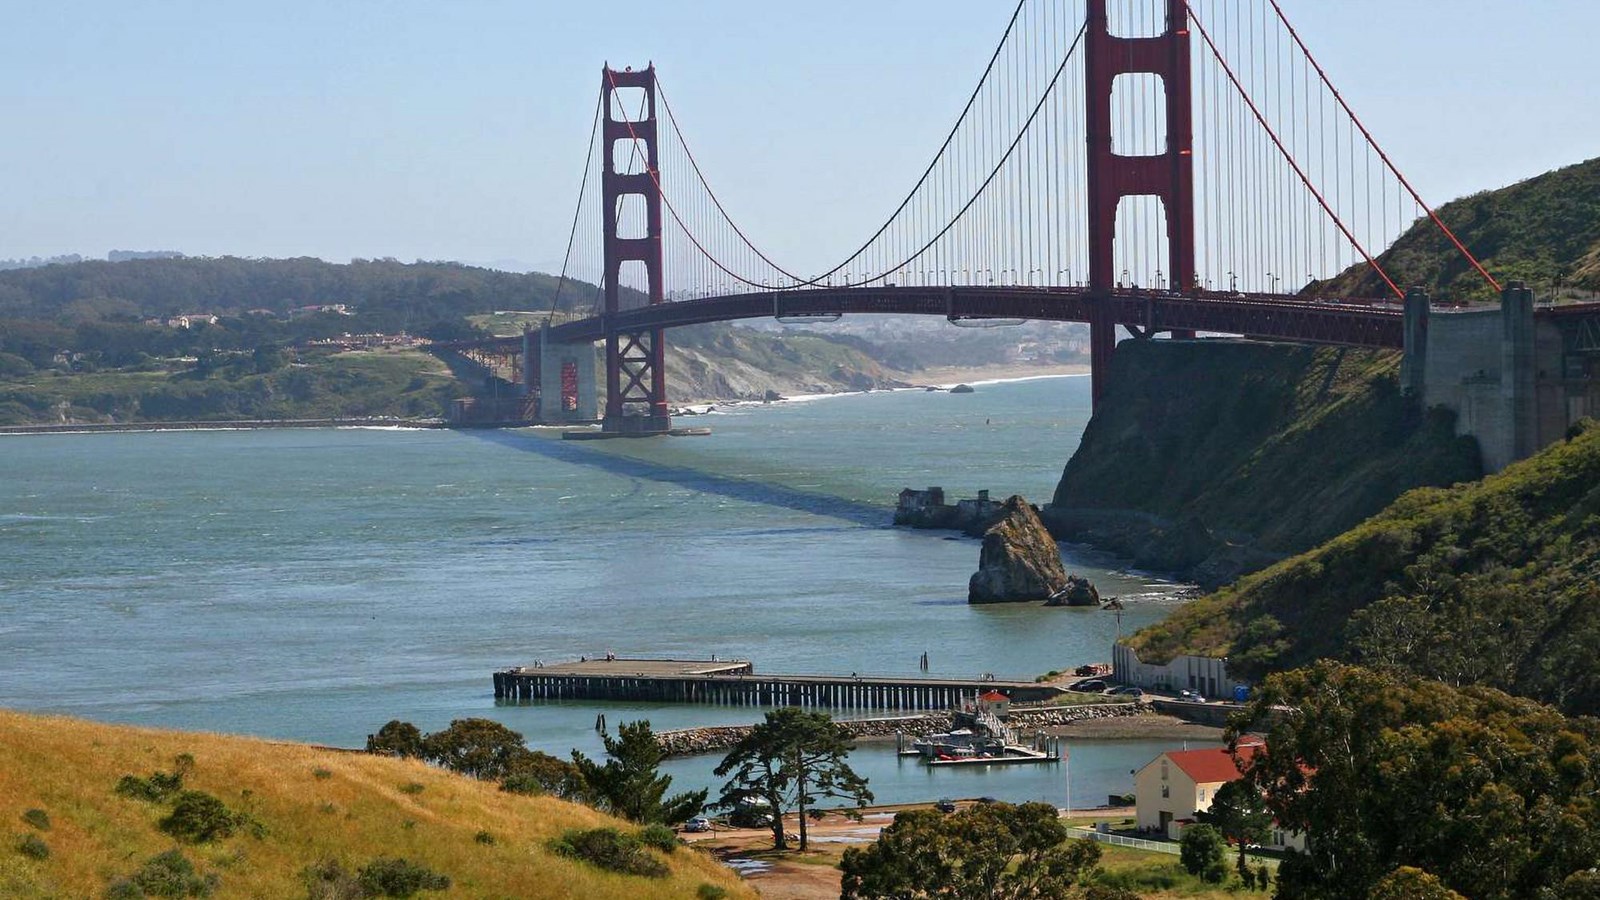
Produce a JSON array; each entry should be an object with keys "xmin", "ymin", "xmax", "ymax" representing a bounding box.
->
[
  {"xmin": 968, "ymin": 496, "xmax": 1068, "ymax": 604},
  {"xmin": 664, "ymin": 325, "xmax": 911, "ymax": 403},
  {"xmin": 1045, "ymin": 339, "xmax": 1483, "ymax": 587},
  {"xmin": 1128, "ymin": 420, "xmax": 1600, "ymax": 717}
]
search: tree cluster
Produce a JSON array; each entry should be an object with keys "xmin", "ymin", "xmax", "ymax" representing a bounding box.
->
[
  {"xmin": 1234, "ymin": 662, "xmax": 1600, "ymax": 899},
  {"xmin": 366, "ymin": 717, "xmax": 703, "ymax": 825},
  {"xmin": 367, "ymin": 718, "xmax": 585, "ymax": 801},
  {"xmin": 839, "ymin": 801, "xmax": 1117, "ymax": 900}
]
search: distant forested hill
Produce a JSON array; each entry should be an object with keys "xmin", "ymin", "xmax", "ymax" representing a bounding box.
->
[
  {"xmin": 0, "ymin": 256, "xmax": 588, "ymax": 331},
  {"xmin": 1315, "ymin": 155, "xmax": 1600, "ymax": 301}
]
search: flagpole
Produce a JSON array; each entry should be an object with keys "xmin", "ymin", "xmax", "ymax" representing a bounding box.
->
[{"xmin": 1064, "ymin": 743, "xmax": 1071, "ymax": 823}]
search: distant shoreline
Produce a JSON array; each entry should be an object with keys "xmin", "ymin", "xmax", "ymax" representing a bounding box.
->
[
  {"xmin": 677, "ymin": 362, "xmax": 1092, "ymax": 410},
  {"xmin": 0, "ymin": 417, "xmax": 445, "ymax": 436},
  {"xmin": 1, "ymin": 363, "xmax": 1090, "ymax": 435}
]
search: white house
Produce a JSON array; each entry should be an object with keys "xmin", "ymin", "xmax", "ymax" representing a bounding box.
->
[{"xmin": 1133, "ymin": 739, "xmax": 1305, "ymax": 851}]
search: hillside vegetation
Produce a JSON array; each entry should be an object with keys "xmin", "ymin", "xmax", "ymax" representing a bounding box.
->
[
  {"xmin": 1046, "ymin": 339, "xmax": 1481, "ymax": 584},
  {"xmin": 0, "ymin": 257, "xmax": 581, "ymax": 328},
  {"xmin": 1316, "ymin": 155, "xmax": 1600, "ymax": 301},
  {"xmin": 1128, "ymin": 420, "xmax": 1600, "ymax": 716},
  {"xmin": 0, "ymin": 256, "xmax": 994, "ymax": 421},
  {"xmin": 0, "ymin": 709, "xmax": 748, "ymax": 898}
]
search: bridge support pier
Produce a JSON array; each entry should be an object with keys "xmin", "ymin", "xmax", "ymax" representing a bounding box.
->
[
  {"xmin": 1090, "ymin": 304, "xmax": 1118, "ymax": 407},
  {"xmin": 537, "ymin": 324, "xmax": 599, "ymax": 423}
]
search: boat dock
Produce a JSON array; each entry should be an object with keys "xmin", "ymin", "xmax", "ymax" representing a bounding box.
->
[{"xmin": 493, "ymin": 657, "xmax": 1064, "ymax": 711}]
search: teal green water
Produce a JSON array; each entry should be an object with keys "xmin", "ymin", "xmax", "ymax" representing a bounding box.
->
[{"xmin": 0, "ymin": 375, "xmax": 1199, "ymax": 806}]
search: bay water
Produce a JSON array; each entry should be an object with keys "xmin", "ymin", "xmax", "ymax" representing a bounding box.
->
[{"xmin": 0, "ymin": 374, "xmax": 1198, "ymax": 807}]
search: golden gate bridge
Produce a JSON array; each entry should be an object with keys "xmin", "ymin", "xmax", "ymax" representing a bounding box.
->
[{"xmin": 445, "ymin": 0, "xmax": 1587, "ymax": 439}]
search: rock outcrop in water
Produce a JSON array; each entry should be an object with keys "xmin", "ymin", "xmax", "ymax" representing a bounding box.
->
[
  {"xmin": 968, "ymin": 495, "xmax": 1068, "ymax": 604},
  {"xmin": 1044, "ymin": 574, "xmax": 1100, "ymax": 607}
]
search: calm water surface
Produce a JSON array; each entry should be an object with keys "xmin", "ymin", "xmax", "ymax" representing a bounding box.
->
[{"xmin": 1, "ymin": 375, "xmax": 1201, "ymax": 806}]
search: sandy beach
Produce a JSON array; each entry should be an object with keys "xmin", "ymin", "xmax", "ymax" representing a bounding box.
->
[{"xmin": 912, "ymin": 361, "xmax": 1090, "ymax": 386}]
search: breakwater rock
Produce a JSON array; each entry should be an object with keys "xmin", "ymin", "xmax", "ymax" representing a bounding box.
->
[
  {"xmin": 969, "ymin": 495, "xmax": 1068, "ymax": 603},
  {"xmin": 654, "ymin": 702, "xmax": 1142, "ymax": 757}
]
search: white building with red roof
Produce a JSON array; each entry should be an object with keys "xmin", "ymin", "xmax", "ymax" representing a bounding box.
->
[{"xmin": 1132, "ymin": 739, "xmax": 1304, "ymax": 850}]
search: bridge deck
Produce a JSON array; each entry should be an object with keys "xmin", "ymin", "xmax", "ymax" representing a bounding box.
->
[{"xmin": 493, "ymin": 657, "xmax": 1061, "ymax": 710}]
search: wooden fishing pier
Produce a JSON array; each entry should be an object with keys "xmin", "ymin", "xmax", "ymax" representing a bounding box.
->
[{"xmin": 493, "ymin": 657, "xmax": 1064, "ymax": 711}]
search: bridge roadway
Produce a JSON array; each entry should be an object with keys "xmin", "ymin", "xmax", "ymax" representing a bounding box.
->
[
  {"xmin": 492, "ymin": 657, "xmax": 1065, "ymax": 711},
  {"xmin": 448, "ymin": 285, "xmax": 1405, "ymax": 353}
]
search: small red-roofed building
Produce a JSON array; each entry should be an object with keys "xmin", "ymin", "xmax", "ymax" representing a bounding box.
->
[
  {"xmin": 977, "ymin": 690, "xmax": 1011, "ymax": 717},
  {"xmin": 1133, "ymin": 739, "xmax": 1304, "ymax": 850}
]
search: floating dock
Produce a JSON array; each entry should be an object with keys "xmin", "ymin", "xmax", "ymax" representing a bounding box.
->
[{"xmin": 493, "ymin": 657, "xmax": 1064, "ymax": 711}]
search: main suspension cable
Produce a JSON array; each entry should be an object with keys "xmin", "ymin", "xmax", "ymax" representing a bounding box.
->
[{"xmin": 1264, "ymin": 0, "xmax": 1500, "ymax": 293}]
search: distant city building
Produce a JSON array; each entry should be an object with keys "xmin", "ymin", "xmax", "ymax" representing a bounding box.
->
[
  {"xmin": 303, "ymin": 332, "xmax": 422, "ymax": 351},
  {"xmin": 107, "ymin": 250, "xmax": 183, "ymax": 262},
  {"xmin": 289, "ymin": 304, "xmax": 353, "ymax": 318},
  {"xmin": 165, "ymin": 314, "xmax": 219, "ymax": 329}
]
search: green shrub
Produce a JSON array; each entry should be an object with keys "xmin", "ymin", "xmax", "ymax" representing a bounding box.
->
[
  {"xmin": 302, "ymin": 858, "xmax": 364, "ymax": 900},
  {"xmin": 116, "ymin": 769, "xmax": 185, "ymax": 803},
  {"xmin": 548, "ymin": 827, "xmax": 669, "ymax": 878},
  {"xmin": 17, "ymin": 833, "xmax": 49, "ymax": 860},
  {"xmin": 365, "ymin": 721, "xmax": 424, "ymax": 758},
  {"xmin": 21, "ymin": 808, "xmax": 50, "ymax": 831},
  {"xmin": 637, "ymin": 823, "xmax": 679, "ymax": 854},
  {"xmin": 696, "ymin": 885, "xmax": 729, "ymax": 900},
  {"xmin": 1178, "ymin": 824, "xmax": 1229, "ymax": 884},
  {"xmin": 104, "ymin": 881, "xmax": 144, "ymax": 900},
  {"xmin": 122, "ymin": 848, "xmax": 217, "ymax": 897},
  {"xmin": 473, "ymin": 830, "xmax": 496, "ymax": 846},
  {"xmin": 159, "ymin": 791, "xmax": 248, "ymax": 844},
  {"xmin": 355, "ymin": 856, "xmax": 451, "ymax": 897}
]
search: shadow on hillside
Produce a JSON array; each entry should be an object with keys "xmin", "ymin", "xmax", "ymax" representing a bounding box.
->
[{"xmin": 462, "ymin": 428, "xmax": 888, "ymax": 526}]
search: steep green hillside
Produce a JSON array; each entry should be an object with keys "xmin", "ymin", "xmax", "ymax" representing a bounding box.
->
[
  {"xmin": 1318, "ymin": 155, "xmax": 1600, "ymax": 301},
  {"xmin": 1046, "ymin": 339, "xmax": 1481, "ymax": 583},
  {"xmin": 1129, "ymin": 420, "xmax": 1600, "ymax": 716}
]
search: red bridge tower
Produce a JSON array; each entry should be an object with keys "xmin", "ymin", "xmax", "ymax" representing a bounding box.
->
[
  {"xmin": 1084, "ymin": 0, "xmax": 1196, "ymax": 406},
  {"xmin": 601, "ymin": 65, "xmax": 672, "ymax": 434}
]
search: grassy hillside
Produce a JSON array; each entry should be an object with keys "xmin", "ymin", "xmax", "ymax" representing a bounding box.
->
[
  {"xmin": 0, "ymin": 349, "xmax": 462, "ymax": 425},
  {"xmin": 1128, "ymin": 420, "xmax": 1600, "ymax": 716},
  {"xmin": 0, "ymin": 709, "xmax": 748, "ymax": 898},
  {"xmin": 1046, "ymin": 339, "xmax": 1481, "ymax": 582},
  {"xmin": 666, "ymin": 324, "xmax": 910, "ymax": 401},
  {"xmin": 1317, "ymin": 155, "xmax": 1600, "ymax": 301}
]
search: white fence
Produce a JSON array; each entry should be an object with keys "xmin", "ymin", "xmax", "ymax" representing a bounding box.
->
[{"xmin": 1073, "ymin": 829, "xmax": 1180, "ymax": 855}]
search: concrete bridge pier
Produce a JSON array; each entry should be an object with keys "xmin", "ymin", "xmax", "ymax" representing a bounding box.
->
[{"xmin": 537, "ymin": 324, "xmax": 600, "ymax": 423}]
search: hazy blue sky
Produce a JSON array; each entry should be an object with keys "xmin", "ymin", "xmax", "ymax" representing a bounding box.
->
[{"xmin": 2, "ymin": 1, "xmax": 1596, "ymax": 272}]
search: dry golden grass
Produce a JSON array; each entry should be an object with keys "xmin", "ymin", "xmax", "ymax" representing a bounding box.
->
[{"xmin": 0, "ymin": 709, "xmax": 751, "ymax": 898}]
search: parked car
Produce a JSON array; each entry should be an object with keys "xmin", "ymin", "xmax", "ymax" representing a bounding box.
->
[
  {"xmin": 1110, "ymin": 686, "xmax": 1144, "ymax": 698},
  {"xmin": 682, "ymin": 816, "xmax": 712, "ymax": 833},
  {"xmin": 935, "ymin": 797, "xmax": 957, "ymax": 813},
  {"xmin": 1076, "ymin": 679, "xmax": 1108, "ymax": 692},
  {"xmin": 1180, "ymin": 689, "xmax": 1206, "ymax": 702}
]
